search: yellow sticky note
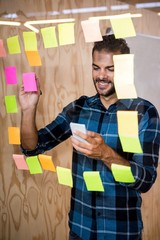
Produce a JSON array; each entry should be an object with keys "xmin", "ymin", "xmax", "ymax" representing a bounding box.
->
[
  {"xmin": 23, "ymin": 32, "xmax": 37, "ymax": 51},
  {"xmin": 38, "ymin": 154, "xmax": 56, "ymax": 172},
  {"xmin": 7, "ymin": 36, "xmax": 21, "ymax": 54},
  {"xmin": 113, "ymin": 54, "xmax": 137, "ymax": 99},
  {"xmin": 110, "ymin": 13, "xmax": 136, "ymax": 38},
  {"xmin": 119, "ymin": 135, "xmax": 143, "ymax": 153},
  {"xmin": 41, "ymin": 26, "xmax": 58, "ymax": 48},
  {"xmin": 25, "ymin": 51, "xmax": 42, "ymax": 66},
  {"xmin": 5, "ymin": 95, "xmax": 18, "ymax": 113},
  {"xmin": 8, "ymin": 127, "xmax": 20, "ymax": 145},
  {"xmin": 111, "ymin": 164, "xmax": 135, "ymax": 183},
  {"xmin": 117, "ymin": 111, "xmax": 138, "ymax": 135},
  {"xmin": 81, "ymin": 20, "xmax": 102, "ymax": 43},
  {"xmin": 117, "ymin": 111, "xmax": 143, "ymax": 153},
  {"xmin": 26, "ymin": 156, "xmax": 43, "ymax": 174},
  {"xmin": 56, "ymin": 166, "xmax": 73, "ymax": 187},
  {"xmin": 83, "ymin": 171, "xmax": 104, "ymax": 192},
  {"xmin": 115, "ymin": 84, "xmax": 137, "ymax": 99},
  {"xmin": 58, "ymin": 23, "xmax": 75, "ymax": 46}
]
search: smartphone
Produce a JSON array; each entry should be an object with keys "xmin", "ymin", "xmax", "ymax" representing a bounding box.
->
[{"xmin": 70, "ymin": 122, "xmax": 87, "ymax": 143}]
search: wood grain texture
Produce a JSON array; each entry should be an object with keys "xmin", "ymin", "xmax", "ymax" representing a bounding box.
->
[{"xmin": 0, "ymin": 0, "xmax": 160, "ymax": 239}]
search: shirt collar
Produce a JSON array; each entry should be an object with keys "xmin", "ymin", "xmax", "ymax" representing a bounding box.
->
[{"xmin": 88, "ymin": 94, "xmax": 134, "ymax": 110}]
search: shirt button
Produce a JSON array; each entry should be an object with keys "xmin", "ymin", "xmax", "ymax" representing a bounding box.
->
[{"xmin": 97, "ymin": 212, "xmax": 101, "ymax": 216}]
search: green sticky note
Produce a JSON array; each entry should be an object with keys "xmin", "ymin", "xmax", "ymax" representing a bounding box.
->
[
  {"xmin": 56, "ymin": 166, "xmax": 73, "ymax": 187},
  {"xmin": 7, "ymin": 36, "xmax": 21, "ymax": 54},
  {"xmin": 23, "ymin": 31, "xmax": 37, "ymax": 51},
  {"xmin": 26, "ymin": 156, "xmax": 43, "ymax": 174},
  {"xmin": 41, "ymin": 26, "xmax": 58, "ymax": 48},
  {"xmin": 5, "ymin": 95, "xmax": 18, "ymax": 113},
  {"xmin": 58, "ymin": 22, "xmax": 75, "ymax": 46},
  {"xmin": 111, "ymin": 164, "xmax": 135, "ymax": 183},
  {"xmin": 83, "ymin": 171, "xmax": 104, "ymax": 192},
  {"xmin": 119, "ymin": 135, "xmax": 143, "ymax": 153}
]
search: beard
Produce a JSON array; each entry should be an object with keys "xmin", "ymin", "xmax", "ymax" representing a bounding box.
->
[{"xmin": 93, "ymin": 78, "xmax": 116, "ymax": 98}]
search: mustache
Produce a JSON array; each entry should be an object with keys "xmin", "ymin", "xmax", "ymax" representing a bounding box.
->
[{"xmin": 94, "ymin": 78, "xmax": 111, "ymax": 84}]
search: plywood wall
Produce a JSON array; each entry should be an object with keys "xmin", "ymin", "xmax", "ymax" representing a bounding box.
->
[{"xmin": 0, "ymin": 0, "xmax": 160, "ymax": 239}]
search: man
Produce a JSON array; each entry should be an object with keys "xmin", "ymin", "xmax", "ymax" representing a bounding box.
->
[{"xmin": 19, "ymin": 34, "xmax": 160, "ymax": 240}]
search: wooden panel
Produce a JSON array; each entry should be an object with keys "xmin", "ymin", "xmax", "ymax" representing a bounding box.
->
[
  {"xmin": 0, "ymin": 0, "xmax": 160, "ymax": 239},
  {"xmin": 142, "ymin": 164, "xmax": 160, "ymax": 240}
]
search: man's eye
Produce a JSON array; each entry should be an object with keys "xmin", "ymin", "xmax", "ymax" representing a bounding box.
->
[
  {"xmin": 93, "ymin": 67, "xmax": 99, "ymax": 71},
  {"xmin": 108, "ymin": 68, "xmax": 114, "ymax": 72}
]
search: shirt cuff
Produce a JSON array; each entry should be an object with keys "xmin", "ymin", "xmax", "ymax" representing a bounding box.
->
[{"xmin": 20, "ymin": 144, "xmax": 40, "ymax": 156}]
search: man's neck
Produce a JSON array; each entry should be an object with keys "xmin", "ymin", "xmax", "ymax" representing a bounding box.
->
[{"xmin": 100, "ymin": 93, "xmax": 118, "ymax": 109}]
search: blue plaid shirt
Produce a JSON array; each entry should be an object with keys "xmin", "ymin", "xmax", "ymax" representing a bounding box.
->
[{"xmin": 21, "ymin": 94, "xmax": 160, "ymax": 240}]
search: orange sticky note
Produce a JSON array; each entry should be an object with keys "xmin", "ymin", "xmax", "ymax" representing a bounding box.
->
[
  {"xmin": 25, "ymin": 51, "xmax": 42, "ymax": 66},
  {"xmin": 38, "ymin": 154, "xmax": 56, "ymax": 172},
  {"xmin": 8, "ymin": 127, "xmax": 20, "ymax": 145}
]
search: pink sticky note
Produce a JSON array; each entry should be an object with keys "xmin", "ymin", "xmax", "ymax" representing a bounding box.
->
[
  {"xmin": 0, "ymin": 39, "xmax": 6, "ymax": 57},
  {"xmin": 5, "ymin": 66, "xmax": 17, "ymax": 84},
  {"xmin": 81, "ymin": 20, "xmax": 102, "ymax": 43},
  {"xmin": 22, "ymin": 72, "xmax": 37, "ymax": 92},
  {"xmin": 12, "ymin": 154, "xmax": 29, "ymax": 170}
]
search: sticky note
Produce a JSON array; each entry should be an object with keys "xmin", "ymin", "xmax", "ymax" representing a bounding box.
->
[
  {"xmin": 56, "ymin": 166, "xmax": 73, "ymax": 187},
  {"xmin": 8, "ymin": 127, "xmax": 20, "ymax": 145},
  {"xmin": 12, "ymin": 154, "xmax": 29, "ymax": 170},
  {"xmin": 81, "ymin": 20, "xmax": 102, "ymax": 42},
  {"xmin": 38, "ymin": 154, "xmax": 56, "ymax": 172},
  {"xmin": 23, "ymin": 32, "xmax": 37, "ymax": 51},
  {"xmin": 111, "ymin": 164, "xmax": 135, "ymax": 183},
  {"xmin": 117, "ymin": 111, "xmax": 143, "ymax": 153},
  {"xmin": 25, "ymin": 51, "xmax": 42, "ymax": 66},
  {"xmin": 58, "ymin": 23, "xmax": 75, "ymax": 46},
  {"xmin": 22, "ymin": 72, "xmax": 37, "ymax": 92},
  {"xmin": 26, "ymin": 156, "xmax": 43, "ymax": 174},
  {"xmin": 110, "ymin": 13, "xmax": 136, "ymax": 38},
  {"xmin": 7, "ymin": 36, "xmax": 21, "ymax": 54},
  {"xmin": 5, "ymin": 95, "xmax": 18, "ymax": 113},
  {"xmin": 119, "ymin": 135, "xmax": 143, "ymax": 153},
  {"xmin": 117, "ymin": 111, "xmax": 139, "ymax": 135},
  {"xmin": 113, "ymin": 54, "xmax": 137, "ymax": 99},
  {"xmin": 0, "ymin": 39, "xmax": 6, "ymax": 57},
  {"xmin": 83, "ymin": 171, "xmax": 104, "ymax": 192},
  {"xmin": 5, "ymin": 66, "xmax": 17, "ymax": 84},
  {"xmin": 41, "ymin": 26, "xmax": 58, "ymax": 48}
]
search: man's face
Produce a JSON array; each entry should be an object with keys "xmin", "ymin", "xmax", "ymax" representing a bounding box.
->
[{"xmin": 92, "ymin": 50, "xmax": 119, "ymax": 98}]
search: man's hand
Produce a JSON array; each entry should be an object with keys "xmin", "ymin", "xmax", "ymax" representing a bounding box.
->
[
  {"xmin": 19, "ymin": 76, "xmax": 41, "ymax": 111},
  {"xmin": 70, "ymin": 130, "xmax": 108, "ymax": 160},
  {"xmin": 70, "ymin": 130, "xmax": 130, "ymax": 169}
]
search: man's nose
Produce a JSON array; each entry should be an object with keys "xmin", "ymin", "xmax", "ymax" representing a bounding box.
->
[{"xmin": 99, "ymin": 69, "xmax": 106, "ymax": 79}]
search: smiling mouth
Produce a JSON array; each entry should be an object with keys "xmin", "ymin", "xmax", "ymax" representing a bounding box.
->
[{"xmin": 95, "ymin": 79, "xmax": 111, "ymax": 85}]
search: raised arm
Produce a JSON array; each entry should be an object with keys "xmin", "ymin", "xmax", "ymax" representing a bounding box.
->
[{"xmin": 19, "ymin": 81, "xmax": 41, "ymax": 150}]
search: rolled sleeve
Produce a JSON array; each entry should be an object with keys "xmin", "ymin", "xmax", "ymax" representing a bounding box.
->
[{"xmin": 20, "ymin": 143, "xmax": 45, "ymax": 156}]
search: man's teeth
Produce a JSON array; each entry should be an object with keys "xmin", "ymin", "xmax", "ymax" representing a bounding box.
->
[{"xmin": 98, "ymin": 81, "xmax": 109, "ymax": 85}]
